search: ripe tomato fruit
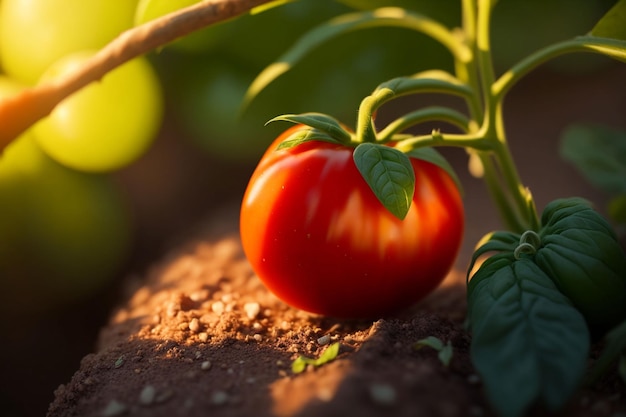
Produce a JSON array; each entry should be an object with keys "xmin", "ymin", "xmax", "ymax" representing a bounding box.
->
[{"xmin": 240, "ymin": 125, "xmax": 464, "ymax": 318}]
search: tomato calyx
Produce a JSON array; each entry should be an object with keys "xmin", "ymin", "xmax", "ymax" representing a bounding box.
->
[{"xmin": 267, "ymin": 111, "xmax": 462, "ymax": 221}]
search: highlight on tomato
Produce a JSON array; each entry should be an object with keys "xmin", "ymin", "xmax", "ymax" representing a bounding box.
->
[{"xmin": 240, "ymin": 120, "xmax": 464, "ymax": 318}]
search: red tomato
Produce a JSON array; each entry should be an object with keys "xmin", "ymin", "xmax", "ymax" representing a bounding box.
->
[{"xmin": 240, "ymin": 125, "xmax": 464, "ymax": 318}]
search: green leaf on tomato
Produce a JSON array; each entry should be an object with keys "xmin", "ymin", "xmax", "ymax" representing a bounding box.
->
[
  {"xmin": 268, "ymin": 112, "xmax": 352, "ymax": 143},
  {"xmin": 353, "ymin": 143, "xmax": 415, "ymax": 220},
  {"xmin": 468, "ymin": 255, "xmax": 590, "ymax": 417},
  {"xmin": 274, "ymin": 126, "xmax": 346, "ymax": 150}
]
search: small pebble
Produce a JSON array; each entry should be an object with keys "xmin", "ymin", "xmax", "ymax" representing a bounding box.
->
[
  {"xmin": 101, "ymin": 399, "xmax": 127, "ymax": 416},
  {"xmin": 253, "ymin": 334, "xmax": 263, "ymax": 342},
  {"xmin": 244, "ymin": 302, "xmax": 261, "ymax": 319},
  {"xmin": 212, "ymin": 301, "xmax": 225, "ymax": 315},
  {"xmin": 369, "ymin": 383, "xmax": 396, "ymax": 406},
  {"xmin": 467, "ymin": 374, "xmax": 481, "ymax": 384},
  {"xmin": 189, "ymin": 290, "xmax": 208, "ymax": 302},
  {"xmin": 201, "ymin": 361, "xmax": 212, "ymax": 371},
  {"xmin": 211, "ymin": 390, "xmax": 229, "ymax": 406},
  {"xmin": 188, "ymin": 318, "xmax": 200, "ymax": 333},
  {"xmin": 198, "ymin": 332, "xmax": 209, "ymax": 342},
  {"xmin": 317, "ymin": 335, "xmax": 331, "ymax": 345},
  {"xmin": 139, "ymin": 385, "xmax": 156, "ymax": 405}
]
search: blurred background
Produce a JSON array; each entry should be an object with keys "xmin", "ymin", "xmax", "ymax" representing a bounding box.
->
[{"xmin": 0, "ymin": 0, "xmax": 624, "ymax": 415}]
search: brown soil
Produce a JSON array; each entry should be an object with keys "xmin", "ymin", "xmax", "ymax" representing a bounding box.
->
[
  {"xmin": 1, "ymin": 64, "xmax": 625, "ymax": 417},
  {"xmin": 46, "ymin": 205, "xmax": 626, "ymax": 417}
]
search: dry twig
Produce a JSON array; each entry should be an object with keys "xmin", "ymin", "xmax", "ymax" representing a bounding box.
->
[{"xmin": 0, "ymin": 0, "xmax": 274, "ymax": 152}]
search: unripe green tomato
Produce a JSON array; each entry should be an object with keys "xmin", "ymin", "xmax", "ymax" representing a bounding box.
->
[
  {"xmin": 0, "ymin": 0, "xmax": 138, "ymax": 83},
  {"xmin": 32, "ymin": 51, "xmax": 163, "ymax": 173},
  {"xmin": 0, "ymin": 133, "xmax": 132, "ymax": 313},
  {"xmin": 157, "ymin": 53, "xmax": 284, "ymax": 160}
]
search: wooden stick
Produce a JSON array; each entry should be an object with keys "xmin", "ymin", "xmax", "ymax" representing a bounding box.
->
[{"xmin": 0, "ymin": 0, "xmax": 274, "ymax": 152}]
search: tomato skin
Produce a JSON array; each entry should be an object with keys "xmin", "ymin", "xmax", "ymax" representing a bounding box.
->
[{"xmin": 240, "ymin": 126, "xmax": 464, "ymax": 318}]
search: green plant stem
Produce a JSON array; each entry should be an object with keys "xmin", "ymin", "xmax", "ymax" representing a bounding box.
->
[
  {"xmin": 465, "ymin": 0, "xmax": 540, "ymax": 232},
  {"xmin": 377, "ymin": 106, "xmax": 472, "ymax": 142},
  {"xmin": 395, "ymin": 131, "xmax": 492, "ymax": 153},
  {"xmin": 493, "ymin": 36, "xmax": 626, "ymax": 101}
]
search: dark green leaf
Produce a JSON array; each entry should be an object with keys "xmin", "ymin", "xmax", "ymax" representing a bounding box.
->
[
  {"xmin": 275, "ymin": 127, "xmax": 345, "ymax": 151},
  {"xmin": 591, "ymin": 0, "xmax": 626, "ymax": 40},
  {"xmin": 468, "ymin": 256, "xmax": 590, "ymax": 417},
  {"xmin": 536, "ymin": 198, "xmax": 626, "ymax": 332},
  {"xmin": 560, "ymin": 125, "xmax": 626, "ymax": 195},
  {"xmin": 586, "ymin": 319, "xmax": 626, "ymax": 384},
  {"xmin": 405, "ymin": 147, "xmax": 463, "ymax": 195},
  {"xmin": 353, "ymin": 143, "xmax": 415, "ymax": 220},
  {"xmin": 243, "ymin": 8, "xmax": 469, "ymax": 106},
  {"xmin": 268, "ymin": 113, "xmax": 352, "ymax": 143},
  {"xmin": 466, "ymin": 231, "xmax": 519, "ymax": 282}
]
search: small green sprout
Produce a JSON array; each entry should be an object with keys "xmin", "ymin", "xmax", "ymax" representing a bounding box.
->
[
  {"xmin": 414, "ymin": 336, "xmax": 453, "ymax": 367},
  {"xmin": 291, "ymin": 342, "xmax": 341, "ymax": 374}
]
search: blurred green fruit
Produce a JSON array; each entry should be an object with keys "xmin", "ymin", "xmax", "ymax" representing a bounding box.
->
[
  {"xmin": 0, "ymin": 134, "xmax": 133, "ymax": 313},
  {"xmin": 0, "ymin": 76, "xmax": 132, "ymax": 313},
  {"xmin": 0, "ymin": 0, "xmax": 138, "ymax": 83},
  {"xmin": 32, "ymin": 52, "xmax": 163, "ymax": 173}
]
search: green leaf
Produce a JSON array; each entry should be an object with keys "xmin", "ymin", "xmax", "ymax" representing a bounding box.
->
[
  {"xmin": 316, "ymin": 342, "xmax": 341, "ymax": 365},
  {"xmin": 291, "ymin": 342, "xmax": 341, "ymax": 374},
  {"xmin": 353, "ymin": 143, "xmax": 415, "ymax": 220},
  {"xmin": 414, "ymin": 335, "xmax": 444, "ymax": 351},
  {"xmin": 405, "ymin": 147, "xmax": 463, "ymax": 196},
  {"xmin": 466, "ymin": 231, "xmax": 520, "ymax": 282},
  {"xmin": 414, "ymin": 336, "xmax": 454, "ymax": 367},
  {"xmin": 243, "ymin": 7, "xmax": 469, "ymax": 106},
  {"xmin": 468, "ymin": 256, "xmax": 590, "ymax": 417},
  {"xmin": 560, "ymin": 125, "xmax": 626, "ymax": 196},
  {"xmin": 536, "ymin": 198, "xmax": 626, "ymax": 332},
  {"xmin": 586, "ymin": 319, "xmax": 626, "ymax": 385},
  {"xmin": 591, "ymin": 0, "xmax": 626, "ymax": 40},
  {"xmin": 274, "ymin": 126, "xmax": 345, "ymax": 151},
  {"xmin": 268, "ymin": 113, "xmax": 352, "ymax": 143}
]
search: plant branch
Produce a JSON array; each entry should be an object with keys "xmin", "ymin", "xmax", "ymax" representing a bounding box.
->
[
  {"xmin": 377, "ymin": 106, "xmax": 472, "ymax": 142},
  {"xmin": 493, "ymin": 36, "xmax": 626, "ymax": 102},
  {"xmin": 0, "ymin": 0, "xmax": 274, "ymax": 153},
  {"xmin": 394, "ymin": 131, "xmax": 493, "ymax": 152}
]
